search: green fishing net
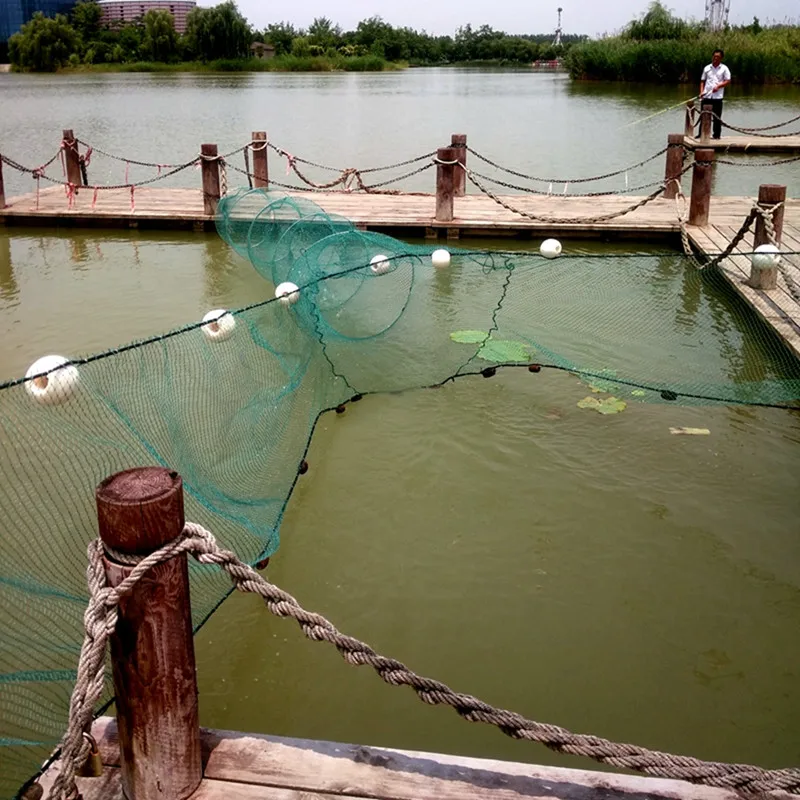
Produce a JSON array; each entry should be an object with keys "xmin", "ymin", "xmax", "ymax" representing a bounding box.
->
[{"xmin": 1, "ymin": 187, "xmax": 798, "ymax": 797}]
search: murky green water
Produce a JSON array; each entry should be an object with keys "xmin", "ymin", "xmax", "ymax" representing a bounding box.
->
[{"xmin": 0, "ymin": 70, "xmax": 799, "ymax": 792}]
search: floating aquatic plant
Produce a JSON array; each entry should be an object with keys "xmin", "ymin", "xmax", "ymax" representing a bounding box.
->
[{"xmin": 577, "ymin": 396, "xmax": 627, "ymax": 415}]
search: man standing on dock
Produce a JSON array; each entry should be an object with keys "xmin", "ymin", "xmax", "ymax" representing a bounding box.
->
[{"xmin": 700, "ymin": 49, "xmax": 731, "ymax": 140}]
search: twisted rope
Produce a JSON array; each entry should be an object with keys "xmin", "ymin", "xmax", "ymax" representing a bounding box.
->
[
  {"xmin": 466, "ymin": 145, "xmax": 669, "ymax": 185},
  {"xmin": 47, "ymin": 523, "xmax": 800, "ymax": 799},
  {"xmin": 268, "ymin": 142, "xmax": 437, "ymax": 175},
  {"xmin": 463, "ymin": 164, "xmax": 669, "ymax": 224}
]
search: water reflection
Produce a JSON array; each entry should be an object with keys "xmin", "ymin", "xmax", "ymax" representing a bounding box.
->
[{"xmin": 0, "ymin": 235, "xmax": 17, "ymax": 303}]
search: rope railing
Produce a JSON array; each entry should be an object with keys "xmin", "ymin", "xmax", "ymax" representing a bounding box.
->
[
  {"xmin": 466, "ymin": 145, "xmax": 670, "ymax": 185},
  {"xmin": 45, "ymin": 521, "xmax": 800, "ymax": 800}
]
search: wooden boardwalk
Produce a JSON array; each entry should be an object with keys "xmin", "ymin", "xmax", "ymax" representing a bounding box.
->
[
  {"xmin": 683, "ymin": 134, "xmax": 800, "ymax": 152},
  {"xmin": 2, "ymin": 185, "xmax": 800, "ymax": 363},
  {"xmin": 38, "ymin": 717, "xmax": 745, "ymax": 800}
]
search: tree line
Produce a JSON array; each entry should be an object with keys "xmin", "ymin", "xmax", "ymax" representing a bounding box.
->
[
  {"xmin": 565, "ymin": 1, "xmax": 800, "ymax": 83},
  {"xmin": 7, "ymin": 0, "xmax": 584, "ymax": 71}
]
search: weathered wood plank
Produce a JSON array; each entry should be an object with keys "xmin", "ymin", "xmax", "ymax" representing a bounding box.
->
[
  {"xmin": 683, "ymin": 134, "xmax": 800, "ymax": 152},
  {"xmin": 61, "ymin": 717, "xmax": 746, "ymax": 800}
]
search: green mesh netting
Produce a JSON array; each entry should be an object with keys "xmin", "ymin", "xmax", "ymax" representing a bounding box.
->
[{"xmin": 1, "ymin": 187, "xmax": 799, "ymax": 797}]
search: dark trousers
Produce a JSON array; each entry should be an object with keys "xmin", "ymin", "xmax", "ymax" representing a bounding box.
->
[{"xmin": 709, "ymin": 98, "xmax": 723, "ymax": 138}]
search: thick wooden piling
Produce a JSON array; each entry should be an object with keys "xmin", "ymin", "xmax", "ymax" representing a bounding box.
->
[
  {"xmin": 663, "ymin": 133, "xmax": 685, "ymax": 200},
  {"xmin": 749, "ymin": 183, "xmax": 787, "ymax": 290},
  {"xmin": 688, "ymin": 148, "xmax": 714, "ymax": 226},
  {"xmin": 435, "ymin": 146, "xmax": 459, "ymax": 222},
  {"xmin": 699, "ymin": 103, "xmax": 713, "ymax": 142},
  {"xmin": 62, "ymin": 129, "xmax": 83, "ymax": 188},
  {"xmin": 96, "ymin": 467, "xmax": 202, "ymax": 800},
  {"xmin": 252, "ymin": 131, "xmax": 269, "ymax": 189},
  {"xmin": 201, "ymin": 143, "xmax": 221, "ymax": 215},
  {"xmin": 451, "ymin": 134, "xmax": 467, "ymax": 197}
]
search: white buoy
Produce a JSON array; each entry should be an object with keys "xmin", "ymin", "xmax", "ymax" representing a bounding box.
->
[
  {"xmin": 24, "ymin": 355, "xmax": 79, "ymax": 406},
  {"xmin": 431, "ymin": 249, "xmax": 451, "ymax": 269},
  {"xmin": 275, "ymin": 282, "xmax": 300, "ymax": 306},
  {"xmin": 201, "ymin": 309, "xmax": 236, "ymax": 342},
  {"xmin": 370, "ymin": 254, "xmax": 391, "ymax": 276},
  {"xmin": 750, "ymin": 243, "xmax": 781, "ymax": 270},
  {"xmin": 540, "ymin": 239, "xmax": 562, "ymax": 259}
]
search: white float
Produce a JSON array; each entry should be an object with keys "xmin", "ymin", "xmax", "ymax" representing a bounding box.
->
[
  {"xmin": 540, "ymin": 239, "xmax": 562, "ymax": 259},
  {"xmin": 275, "ymin": 282, "xmax": 300, "ymax": 306},
  {"xmin": 750, "ymin": 243, "xmax": 781, "ymax": 270},
  {"xmin": 24, "ymin": 355, "xmax": 80, "ymax": 406},
  {"xmin": 201, "ymin": 309, "xmax": 236, "ymax": 342},
  {"xmin": 431, "ymin": 249, "xmax": 451, "ymax": 269},
  {"xmin": 370, "ymin": 254, "xmax": 391, "ymax": 276}
]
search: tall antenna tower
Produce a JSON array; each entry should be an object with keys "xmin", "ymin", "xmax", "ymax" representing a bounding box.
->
[
  {"xmin": 553, "ymin": 7, "xmax": 563, "ymax": 47},
  {"xmin": 704, "ymin": 0, "xmax": 730, "ymax": 31}
]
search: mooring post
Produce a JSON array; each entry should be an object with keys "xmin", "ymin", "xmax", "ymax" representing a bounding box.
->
[
  {"xmin": 684, "ymin": 102, "xmax": 695, "ymax": 138},
  {"xmin": 688, "ymin": 148, "xmax": 714, "ymax": 226},
  {"xmin": 451, "ymin": 134, "xmax": 467, "ymax": 197},
  {"xmin": 200, "ymin": 143, "xmax": 221, "ymax": 215},
  {"xmin": 749, "ymin": 183, "xmax": 786, "ymax": 290},
  {"xmin": 435, "ymin": 146, "xmax": 459, "ymax": 223},
  {"xmin": 0, "ymin": 154, "xmax": 5, "ymax": 209},
  {"xmin": 96, "ymin": 467, "xmax": 202, "ymax": 800},
  {"xmin": 699, "ymin": 103, "xmax": 713, "ymax": 143},
  {"xmin": 62, "ymin": 129, "xmax": 83, "ymax": 188},
  {"xmin": 252, "ymin": 131, "xmax": 269, "ymax": 189},
  {"xmin": 663, "ymin": 133, "xmax": 685, "ymax": 200}
]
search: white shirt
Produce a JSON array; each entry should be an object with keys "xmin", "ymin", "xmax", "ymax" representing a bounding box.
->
[{"xmin": 701, "ymin": 63, "xmax": 731, "ymax": 99}]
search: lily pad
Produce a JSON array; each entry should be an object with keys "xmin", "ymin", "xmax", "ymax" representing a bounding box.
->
[
  {"xmin": 577, "ymin": 396, "xmax": 627, "ymax": 415},
  {"xmin": 450, "ymin": 330, "xmax": 487, "ymax": 344},
  {"xmin": 631, "ymin": 389, "xmax": 647, "ymax": 397},
  {"xmin": 478, "ymin": 339, "xmax": 530, "ymax": 363}
]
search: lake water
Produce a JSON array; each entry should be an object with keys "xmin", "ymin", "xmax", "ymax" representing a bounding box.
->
[{"xmin": 0, "ymin": 69, "xmax": 799, "ymax": 797}]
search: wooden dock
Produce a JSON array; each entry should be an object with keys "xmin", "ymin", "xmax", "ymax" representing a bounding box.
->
[
  {"xmin": 2, "ymin": 185, "xmax": 799, "ymax": 362},
  {"xmin": 683, "ymin": 134, "xmax": 800, "ymax": 152},
  {"xmin": 37, "ymin": 717, "xmax": 748, "ymax": 800}
]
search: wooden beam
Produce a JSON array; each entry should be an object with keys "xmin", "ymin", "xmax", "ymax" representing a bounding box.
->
[
  {"xmin": 252, "ymin": 131, "xmax": 269, "ymax": 189},
  {"xmin": 0, "ymin": 153, "xmax": 5, "ymax": 209},
  {"xmin": 699, "ymin": 103, "xmax": 713, "ymax": 143},
  {"xmin": 96, "ymin": 468, "xmax": 202, "ymax": 800},
  {"xmin": 201, "ymin": 143, "xmax": 221, "ymax": 215},
  {"xmin": 62, "ymin": 129, "xmax": 83, "ymax": 188},
  {"xmin": 435, "ymin": 147, "xmax": 459, "ymax": 222},
  {"xmin": 451, "ymin": 134, "xmax": 467, "ymax": 197},
  {"xmin": 750, "ymin": 183, "xmax": 787, "ymax": 290},
  {"xmin": 688, "ymin": 148, "xmax": 714, "ymax": 227},
  {"xmin": 663, "ymin": 133, "xmax": 684, "ymax": 200}
]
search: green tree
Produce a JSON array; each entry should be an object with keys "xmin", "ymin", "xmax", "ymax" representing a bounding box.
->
[
  {"xmin": 8, "ymin": 12, "xmax": 78, "ymax": 71},
  {"xmin": 307, "ymin": 16, "xmax": 341, "ymax": 51},
  {"xmin": 71, "ymin": 0, "xmax": 102, "ymax": 47},
  {"xmin": 265, "ymin": 21, "xmax": 300, "ymax": 56},
  {"xmin": 184, "ymin": 1, "xmax": 252, "ymax": 61},
  {"xmin": 142, "ymin": 9, "xmax": 178, "ymax": 61}
]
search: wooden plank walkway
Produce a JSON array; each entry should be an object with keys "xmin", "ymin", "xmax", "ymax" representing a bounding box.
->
[
  {"xmin": 683, "ymin": 134, "xmax": 800, "ymax": 153},
  {"xmin": 2, "ymin": 185, "xmax": 799, "ymax": 364},
  {"xmin": 38, "ymin": 717, "xmax": 745, "ymax": 800},
  {"xmin": 0, "ymin": 185, "xmax": 787, "ymax": 238}
]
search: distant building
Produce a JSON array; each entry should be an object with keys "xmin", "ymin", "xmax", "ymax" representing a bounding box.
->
[
  {"xmin": 98, "ymin": 0, "xmax": 196, "ymax": 34},
  {"xmin": 1, "ymin": 0, "xmax": 77, "ymax": 59},
  {"xmin": 250, "ymin": 41, "xmax": 275, "ymax": 59}
]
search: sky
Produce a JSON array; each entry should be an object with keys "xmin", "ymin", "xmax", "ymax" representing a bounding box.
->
[{"xmin": 228, "ymin": 0, "xmax": 798, "ymax": 38}]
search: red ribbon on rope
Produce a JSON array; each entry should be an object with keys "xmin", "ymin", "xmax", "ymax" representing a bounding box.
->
[
  {"xmin": 66, "ymin": 183, "xmax": 77, "ymax": 210},
  {"xmin": 92, "ymin": 187, "xmax": 99, "ymax": 210},
  {"xmin": 130, "ymin": 185, "xmax": 135, "ymax": 213},
  {"xmin": 285, "ymin": 153, "xmax": 295, "ymax": 175},
  {"xmin": 82, "ymin": 147, "xmax": 93, "ymax": 167}
]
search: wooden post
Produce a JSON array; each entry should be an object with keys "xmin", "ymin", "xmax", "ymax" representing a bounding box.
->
[
  {"xmin": 62, "ymin": 129, "xmax": 82, "ymax": 188},
  {"xmin": 251, "ymin": 131, "xmax": 269, "ymax": 189},
  {"xmin": 201, "ymin": 143, "xmax": 221, "ymax": 215},
  {"xmin": 699, "ymin": 103, "xmax": 713, "ymax": 143},
  {"xmin": 749, "ymin": 183, "xmax": 786, "ymax": 290},
  {"xmin": 435, "ymin": 146, "xmax": 458, "ymax": 223},
  {"xmin": 663, "ymin": 133, "xmax": 684, "ymax": 200},
  {"xmin": 688, "ymin": 148, "xmax": 714, "ymax": 227},
  {"xmin": 684, "ymin": 102, "xmax": 695, "ymax": 138},
  {"xmin": 451, "ymin": 134, "xmax": 467, "ymax": 197},
  {"xmin": 96, "ymin": 467, "xmax": 202, "ymax": 800},
  {"xmin": 0, "ymin": 154, "xmax": 5, "ymax": 209}
]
